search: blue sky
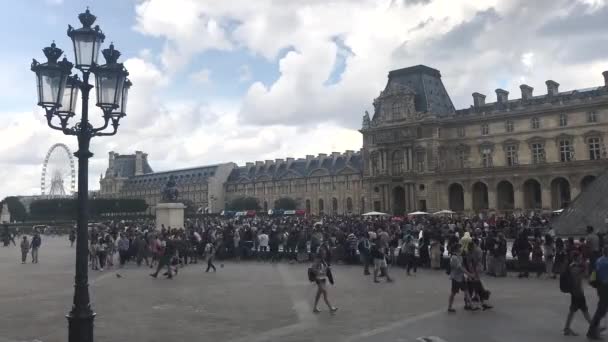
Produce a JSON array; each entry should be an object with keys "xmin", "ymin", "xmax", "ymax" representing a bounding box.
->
[{"xmin": 1, "ymin": 0, "xmax": 607, "ymax": 198}]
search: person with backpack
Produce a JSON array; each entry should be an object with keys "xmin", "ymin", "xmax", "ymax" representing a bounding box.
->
[
  {"xmin": 310, "ymin": 253, "xmax": 338, "ymax": 314},
  {"xmin": 562, "ymin": 249, "xmax": 592, "ymax": 336},
  {"xmin": 358, "ymin": 234, "xmax": 371, "ymax": 275}
]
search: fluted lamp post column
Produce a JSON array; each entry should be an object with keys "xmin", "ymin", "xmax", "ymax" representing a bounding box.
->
[{"xmin": 30, "ymin": 8, "xmax": 131, "ymax": 342}]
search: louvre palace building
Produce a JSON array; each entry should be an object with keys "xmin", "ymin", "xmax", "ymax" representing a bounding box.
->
[{"xmin": 99, "ymin": 65, "xmax": 608, "ymax": 216}]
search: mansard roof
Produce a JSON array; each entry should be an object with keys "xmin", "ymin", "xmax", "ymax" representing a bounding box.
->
[
  {"xmin": 385, "ymin": 64, "xmax": 456, "ymax": 116},
  {"xmin": 455, "ymin": 86, "xmax": 607, "ymax": 117},
  {"xmin": 110, "ymin": 155, "xmax": 153, "ymax": 178},
  {"xmin": 227, "ymin": 152, "xmax": 362, "ymax": 183}
]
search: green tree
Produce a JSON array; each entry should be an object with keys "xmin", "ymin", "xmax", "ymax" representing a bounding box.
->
[
  {"xmin": 227, "ymin": 197, "xmax": 261, "ymax": 211},
  {"xmin": 0, "ymin": 196, "xmax": 28, "ymax": 222},
  {"xmin": 274, "ymin": 197, "xmax": 297, "ymax": 210},
  {"xmin": 29, "ymin": 198, "xmax": 148, "ymax": 220}
]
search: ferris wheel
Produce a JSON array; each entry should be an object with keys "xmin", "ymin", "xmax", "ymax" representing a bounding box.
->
[{"xmin": 41, "ymin": 143, "xmax": 76, "ymax": 196}]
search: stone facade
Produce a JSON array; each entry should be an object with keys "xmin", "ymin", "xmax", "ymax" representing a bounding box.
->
[
  {"xmin": 99, "ymin": 151, "xmax": 235, "ymax": 214},
  {"xmin": 362, "ymin": 65, "xmax": 608, "ymax": 215},
  {"xmin": 224, "ymin": 152, "xmax": 363, "ymax": 215},
  {"xmin": 99, "ymin": 65, "xmax": 608, "ymax": 216}
]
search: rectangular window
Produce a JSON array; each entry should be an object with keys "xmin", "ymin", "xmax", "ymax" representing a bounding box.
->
[
  {"xmin": 481, "ymin": 148, "xmax": 493, "ymax": 168},
  {"xmin": 532, "ymin": 143, "xmax": 545, "ymax": 164},
  {"xmin": 506, "ymin": 145, "xmax": 518, "ymax": 166},
  {"xmin": 505, "ymin": 120, "xmax": 514, "ymax": 133},
  {"xmin": 589, "ymin": 137, "xmax": 602, "ymax": 160},
  {"xmin": 588, "ymin": 111, "xmax": 598, "ymax": 123},
  {"xmin": 559, "ymin": 114, "xmax": 568, "ymax": 127},
  {"xmin": 531, "ymin": 117, "xmax": 540, "ymax": 129},
  {"xmin": 457, "ymin": 127, "xmax": 465, "ymax": 138},
  {"xmin": 416, "ymin": 152, "xmax": 426, "ymax": 172},
  {"xmin": 559, "ymin": 140, "xmax": 573, "ymax": 162},
  {"xmin": 481, "ymin": 124, "xmax": 489, "ymax": 136},
  {"xmin": 437, "ymin": 127, "xmax": 442, "ymax": 138},
  {"xmin": 456, "ymin": 149, "xmax": 467, "ymax": 168}
]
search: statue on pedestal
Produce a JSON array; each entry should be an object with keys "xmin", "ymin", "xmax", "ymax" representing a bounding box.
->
[
  {"xmin": 161, "ymin": 175, "xmax": 179, "ymax": 203},
  {"xmin": 0, "ymin": 203, "xmax": 10, "ymax": 224}
]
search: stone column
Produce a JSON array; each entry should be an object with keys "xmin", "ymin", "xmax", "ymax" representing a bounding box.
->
[
  {"xmin": 514, "ymin": 184, "xmax": 524, "ymax": 210},
  {"xmin": 464, "ymin": 188, "xmax": 473, "ymax": 212},
  {"xmin": 541, "ymin": 188, "xmax": 552, "ymax": 210}
]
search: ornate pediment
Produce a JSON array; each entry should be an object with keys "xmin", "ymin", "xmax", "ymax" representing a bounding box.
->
[{"xmin": 371, "ymin": 81, "xmax": 418, "ymax": 125}]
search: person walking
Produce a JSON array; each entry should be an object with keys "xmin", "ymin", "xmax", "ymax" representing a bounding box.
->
[
  {"xmin": 30, "ymin": 233, "xmax": 41, "ymax": 264},
  {"xmin": 447, "ymin": 243, "xmax": 474, "ymax": 313},
  {"xmin": 563, "ymin": 250, "xmax": 592, "ymax": 336},
  {"xmin": 117, "ymin": 233, "xmax": 130, "ymax": 267},
  {"xmin": 358, "ymin": 234, "xmax": 371, "ymax": 275},
  {"xmin": 544, "ymin": 234, "xmax": 556, "ymax": 279},
  {"xmin": 97, "ymin": 237, "xmax": 107, "ymax": 271},
  {"xmin": 371, "ymin": 239, "xmax": 393, "ymax": 283},
  {"xmin": 20, "ymin": 236, "xmax": 30, "ymax": 264},
  {"xmin": 512, "ymin": 231, "xmax": 531, "ymax": 278},
  {"xmin": 311, "ymin": 253, "xmax": 338, "ymax": 314},
  {"xmin": 150, "ymin": 237, "xmax": 175, "ymax": 279},
  {"xmin": 587, "ymin": 246, "xmax": 608, "ymax": 339},
  {"xmin": 69, "ymin": 228, "xmax": 76, "ymax": 247},
  {"xmin": 205, "ymin": 241, "xmax": 217, "ymax": 273},
  {"xmin": 402, "ymin": 235, "xmax": 417, "ymax": 276}
]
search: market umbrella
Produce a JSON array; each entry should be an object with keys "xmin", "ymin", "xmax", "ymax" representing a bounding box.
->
[
  {"xmin": 362, "ymin": 211, "xmax": 391, "ymax": 216},
  {"xmin": 433, "ymin": 209, "xmax": 455, "ymax": 215},
  {"xmin": 408, "ymin": 211, "xmax": 430, "ymax": 216}
]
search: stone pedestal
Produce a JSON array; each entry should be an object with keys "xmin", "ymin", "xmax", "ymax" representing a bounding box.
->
[{"xmin": 155, "ymin": 203, "xmax": 186, "ymax": 230}]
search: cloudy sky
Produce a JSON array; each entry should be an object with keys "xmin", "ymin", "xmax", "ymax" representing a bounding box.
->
[{"xmin": 1, "ymin": 0, "xmax": 607, "ymax": 199}]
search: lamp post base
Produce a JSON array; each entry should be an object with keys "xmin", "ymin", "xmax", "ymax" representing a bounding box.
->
[{"xmin": 67, "ymin": 309, "xmax": 95, "ymax": 342}]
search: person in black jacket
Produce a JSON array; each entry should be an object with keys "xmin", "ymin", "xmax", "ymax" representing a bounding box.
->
[{"xmin": 512, "ymin": 231, "xmax": 531, "ymax": 278}]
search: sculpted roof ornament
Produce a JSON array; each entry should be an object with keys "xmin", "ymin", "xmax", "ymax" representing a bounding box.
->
[
  {"xmin": 362, "ymin": 111, "xmax": 371, "ymax": 129},
  {"xmin": 378, "ymin": 82, "xmax": 416, "ymax": 99}
]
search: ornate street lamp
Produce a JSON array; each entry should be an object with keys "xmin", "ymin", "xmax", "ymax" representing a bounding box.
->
[{"xmin": 31, "ymin": 9, "xmax": 130, "ymax": 342}]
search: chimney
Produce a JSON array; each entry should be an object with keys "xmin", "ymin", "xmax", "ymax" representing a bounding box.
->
[
  {"xmin": 345, "ymin": 150, "xmax": 354, "ymax": 156},
  {"xmin": 520, "ymin": 84, "xmax": 534, "ymax": 100},
  {"xmin": 135, "ymin": 151, "xmax": 144, "ymax": 176},
  {"xmin": 265, "ymin": 160, "xmax": 273, "ymax": 166},
  {"xmin": 472, "ymin": 92, "xmax": 486, "ymax": 107},
  {"xmin": 246, "ymin": 162, "xmax": 254, "ymax": 167},
  {"xmin": 306, "ymin": 155, "xmax": 314, "ymax": 161},
  {"xmin": 603, "ymin": 71, "xmax": 608, "ymax": 87},
  {"xmin": 546, "ymin": 80, "xmax": 559, "ymax": 96},
  {"xmin": 275, "ymin": 158, "xmax": 284, "ymax": 164},
  {"xmin": 255, "ymin": 161, "xmax": 264, "ymax": 166},
  {"xmin": 332, "ymin": 152, "xmax": 341, "ymax": 158},
  {"xmin": 286, "ymin": 157, "xmax": 295, "ymax": 164},
  {"xmin": 495, "ymin": 89, "xmax": 509, "ymax": 104},
  {"xmin": 108, "ymin": 151, "xmax": 115, "ymax": 170},
  {"xmin": 318, "ymin": 153, "xmax": 327, "ymax": 159}
]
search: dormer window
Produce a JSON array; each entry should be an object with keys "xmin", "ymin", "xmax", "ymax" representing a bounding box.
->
[{"xmin": 392, "ymin": 101, "xmax": 404, "ymax": 119}]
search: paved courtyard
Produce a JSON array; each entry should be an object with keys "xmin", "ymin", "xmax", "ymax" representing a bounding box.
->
[{"xmin": 0, "ymin": 237, "xmax": 597, "ymax": 342}]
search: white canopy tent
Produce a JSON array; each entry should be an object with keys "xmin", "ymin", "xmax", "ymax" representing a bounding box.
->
[
  {"xmin": 362, "ymin": 211, "xmax": 391, "ymax": 217},
  {"xmin": 408, "ymin": 211, "xmax": 430, "ymax": 216},
  {"xmin": 433, "ymin": 209, "xmax": 455, "ymax": 215}
]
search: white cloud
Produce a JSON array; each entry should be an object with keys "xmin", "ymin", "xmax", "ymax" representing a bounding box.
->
[
  {"xmin": 190, "ymin": 68, "xmax": 211, "ymax": 84},
  {"xmin": 4, "ymin": 0, "xmax": 608, "ymax": 199}
]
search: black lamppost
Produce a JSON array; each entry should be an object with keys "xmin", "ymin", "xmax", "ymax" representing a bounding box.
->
[{"xmin": 30, "ymin": 9, "xmax": 130, "ymax": 342}]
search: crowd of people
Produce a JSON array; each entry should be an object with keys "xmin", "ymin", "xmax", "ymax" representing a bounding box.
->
[{"xmin": 6, "ymin": 213, "xmax": 608, "ymax": 338}]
